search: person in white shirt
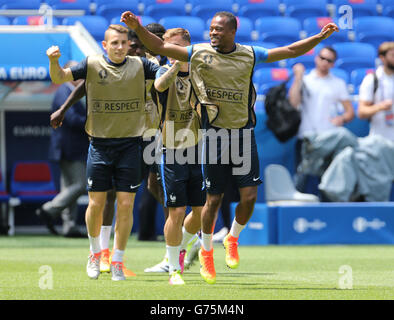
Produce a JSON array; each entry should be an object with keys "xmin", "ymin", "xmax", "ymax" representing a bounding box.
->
[
  {"xmin": 358, "ymin": 42, "xmax": 394, "ymax": 142},
  {"xmin": 288, "ymin": 46, "xmax": 354, "ymax": 192}
]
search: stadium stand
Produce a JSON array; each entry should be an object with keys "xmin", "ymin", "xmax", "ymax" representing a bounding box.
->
[
  {"xmin": 350, "ymin": 67, "xmax": 375, "ymax": 94},
  {"xmin": 10, "ymin": 161, "xmax": 58, "ymax": 203},
  {"xmin": 286, "ymin": 44, "xmax": 325, "ymax": 69},
  {"xmin": 354, "ymin": 16, "xmax": 394, "ymax": 49},
  {"xmin": 283, "ymin": 0, "xmax": 329, "ymax": 21},
  {"xmin": 12, "ymin": 15, "xmax": 60, "ymax": 25},
  {"xmin": 143, "ymin": 0, "xmax": 188, "ymax": 21},
  {"xmin": 0, "ymin": 16, "xmax": 10, "ymax": 24},
  {"xmin": 236, "ymin": 0, "xmax": 281, "ymax": 22},
  {"xmin": 159, "ymin": 16, "xmax": 206, "ymax": 42},
  {"xmin": 303, "ymin": 16, "xmax": 349, "ymax": 44},
  {"xmin": 0, "ymin": 0, "xmax": 42, "ymax": 10},
  {"xmin": 46, "ymin": 0, "xmax": 91, "ymax": 12},
  {"xmin": 253, "ymin": 68, "xmax": 292, "ymax": 94},
  {"xmin": 96, "ymin": 2, "xmax": 141, "ymax": 23},
  {"xmin": 255, "ymin": 16, "xmax": 301, "ymax": 46},
  {"xmin": 234, "ymin": 16, "xmax": 254, "ymax": 42},
  {"xmin": 62, "ymin": 15, "xmax": 109, "ymax": 41},
  {"xmin": 189, "ymin": 0, "xmax": 235, "ymax": 21},
  {"xmin": 332, "ymin": 42, "xmax": 376, "ymax": 74},
  {"xmin": 110, "ymin": 14, "xmax": 157, "ymax": 26},
  {"xmin": 381, "ymin": 0, "xmax": 394, "ymax": 17},
  {"xmin": 331, "ymin": 0, "xmax": 378, "ymax": 18}
]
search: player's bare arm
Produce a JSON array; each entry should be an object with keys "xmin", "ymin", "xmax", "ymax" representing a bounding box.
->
[
  {"xmin": 121, "ymin": 11, "xmax": 188, "ymax": 62},
  {"xmin": 50, "ymin": 80, "xmax": 86, "ymax": 129},
  {"xmin": 154, "ymin": 61, "xmax": 182, "ymax": 92},
  {"xmin": 46, "ymin": 46, "xmax": 74, "ymax": 84},
  {"xmin": 266, "ymin": 23, "xmax": 339, "ymax": 63}
]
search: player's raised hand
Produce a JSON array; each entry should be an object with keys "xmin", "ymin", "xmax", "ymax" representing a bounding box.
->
[
  {"xmin": 319, "ymin": 23, "xmax": 339, "ymax": 40},
  {"xmin": 120, "ymin": 11, "xmax": 140, "ymax": 30},
  {"xmin": 46, "ymin": 45, "xmax": 61, "ymax": 61}
]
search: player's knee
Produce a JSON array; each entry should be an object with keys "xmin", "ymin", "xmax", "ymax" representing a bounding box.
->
[
  {"xmin": 240, "ymin": 190, "xmax": 257, "ymax": 206},
  {"xmin": 206, "ymin": 194, "xmax": 223, "ymax": 210}
]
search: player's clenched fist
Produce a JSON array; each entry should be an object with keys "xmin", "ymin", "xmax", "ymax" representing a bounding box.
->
[
  {"xmin": 319, "ymin": 23, "xmax": 339, "ymax": 40},
  {"xmin": 120, "ymin": 11, "xmax": 140, "ymax": 30},
  {"xmin": 46, "ymin": 45, "xmax": 61, "ymax": 61}
]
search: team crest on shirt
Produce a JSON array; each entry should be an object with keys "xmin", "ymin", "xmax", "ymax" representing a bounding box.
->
[
  {"xmin": 98, "ymin": 69, "xmax": 109, "ymax": 85},
  {"xmin": 203, "ymin": 54, "xmax": 213, "ymax": 65}
]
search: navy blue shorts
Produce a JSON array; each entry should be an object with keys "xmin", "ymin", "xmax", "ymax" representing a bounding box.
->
[
  {"xmin": 86, "ymin": 138, "xmax": 142, "ymax": 193},
  {"xmin": 159, "ymin": 147, "xmax": 206, "ymax": 208},
  {"xmin": 202, "ymin": 128, "xmax": 261, "ymax": 195},
  {"xmin": 141, "ymin": 135, "xmax": 159, "ymax": 180}
]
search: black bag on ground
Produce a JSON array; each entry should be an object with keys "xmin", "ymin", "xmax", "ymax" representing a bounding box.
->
[{"xmin": 264, "ymin": 81, "xmax": 301, "ymax": 142}]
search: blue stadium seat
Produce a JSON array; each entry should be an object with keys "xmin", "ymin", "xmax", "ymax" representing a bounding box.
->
[
  {"xmin": 287, "ymin": 43, "xmax": 324, "ymax": 69},
  {"xmin": 283, "ymin": 0, "xmax": 329, "ymax": 21},
  {"xmin": 10, "ymin": 161, "xmax": 58, "ymax": 204},
  {"xmin": 144, "ymin": 0, "xmax": 187, "ymax": 21},
  {"xmin": 332, "ymin": 42, "xmax": 376, "ymax": 74},
  {"xmin": 235, "ymin": 16, "xmax": 254, "ymax": 42},
  {"xmin": 46, "ymin": 0, "xmax": 91, "ymax": 12},
  {"xmin": 139, "ymin": 15, "xmax": 157, "ymax": 27},
  {"xmin": 236, "ymin": 0, "xmax": 281, "ymax": 22},
  {"xmin": 110, "ymin": 15, "xmax": 156, "ymax": 27},
  {"xmin": 330, "ymin": 67, "xmax": 349, "ymax": 83},
  {"xmin": 381, "ymin": 0, "xmax": 394, "ymax": 17},
  {"xmin": 255, "ymin": 17, "xmax": 301, "ymax": 46},
  {"xmin": 344, "ymin": 101, "xmax": 370, "ymax": 137},
  {"xmin": 254, "ymin": 68, "xmax": 291, "ymax": 94},
  {"xmin": 96, "ymin": 1, "xmax": 140, "ymax": 23},
  {"xmin": 159, "ymin": 16, "xmax": 206, "ymax": 42},
  {"xmin": 350, "ymin": 67, "xmax": 375, "ymax": 94},
  {"xmin": 354, "ymin": 16, "xmax": 394, "ymax": 49},
  {"xmin": 303, "ymin": 16, "xmax": 349, "ymax": 44},
  {"xmin": 0, "ymin": 16, "xmax": 10, "ymax": 25},
  {"xmin": 190, "ymin": 0, "xmax": 235, "ymax": 21},
  {"xmin": 332, "ymin": 0, "xmax": 378, "ymax": 18},
  {"xmin": 0, "ymin": 172, "xmax": 10, "ymax": 204},
  {"xmin": 12, "ymin": 16, "xmax": 60, "ymax": 25},
  {"xmin": 63, "ymin": 16, "xmax": 109, "ymax": 42},
  {"xmin": 1, "ymin": 0, "xmax": 41, "ymax": 9}
]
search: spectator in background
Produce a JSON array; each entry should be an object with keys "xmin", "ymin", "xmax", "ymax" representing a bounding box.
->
[
  {"xmin": 288, "ymin": 46, "xmax": 354, "ymax": 192},
  {"xmin": 318, "ymin": 42, "xmax": 394, "ymax": 202},
  {"xmin": 36, "ymin": 61, "xmax": 88, "ymax": 238},
  {"xmin": 358, "ymin": 42, "xmax": 394, "ymax": 141}
]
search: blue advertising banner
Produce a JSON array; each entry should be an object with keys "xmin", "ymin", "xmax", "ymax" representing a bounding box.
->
[
  {"xmin": 277, "ymin": 203, "xmax": 394, "ymax": 245},
  {"xmin": 231, "ymin": 203, "xmax": 277, "ymax": 245}
]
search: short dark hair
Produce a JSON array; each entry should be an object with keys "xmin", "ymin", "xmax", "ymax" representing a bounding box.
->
[
  {"xmin": 146, "ymin": 23, "xmax": 166, "ymax": 39},
  {"xmin": 213, "ymin": 11, "xmax": 237, "ymax": 31},
  {"xmin": 320, "ymin": 46, "xmax": 337, "ymax": 61},
  {"xmin": 127, "ymin": 29, "xmax": 138, "ymax": 41}
]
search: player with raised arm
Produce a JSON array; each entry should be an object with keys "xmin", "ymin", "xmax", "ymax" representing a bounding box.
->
[
  {"xmin": 46, "ymin": 24, "xmax": 160, "ymax": 281},
  {"xmin": 121, "ymin": 10, "xmax": 338, "ymax": 284}
]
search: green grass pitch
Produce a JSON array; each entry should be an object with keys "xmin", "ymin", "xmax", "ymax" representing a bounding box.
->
[{"xmin": 1, "ymin": 235, "xmax": 394, "ymax": 300}]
